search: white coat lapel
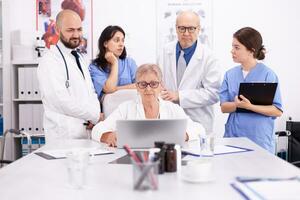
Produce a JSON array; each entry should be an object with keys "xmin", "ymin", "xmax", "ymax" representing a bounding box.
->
[
  {"xmin": 136, "ymin": 96, "xmax": 146, "ymax": 119},
  {"xmin": 178, "ymin": 43, "xmax": 203, "ymax": 88},
  {"xmin": 166, "ymin": 44, "xmax": 178, "ymax": 89}
]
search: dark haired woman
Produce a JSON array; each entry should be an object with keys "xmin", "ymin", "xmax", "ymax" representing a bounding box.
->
[
  {"xmin": 89, "ymin": 25, "xmax": 137, "ymax": 98},
  {"xmin": 219, "ymin": 27, "xmax": 283, "ymax": 153}
]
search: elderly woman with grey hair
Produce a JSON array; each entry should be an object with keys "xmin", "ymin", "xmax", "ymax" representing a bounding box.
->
[{"xmin": 92, "ymin": 64, "xmax": 205, "ymax": 146}]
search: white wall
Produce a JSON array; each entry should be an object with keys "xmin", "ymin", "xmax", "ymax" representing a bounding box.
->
[
  {"xmin": 212, "ymin": 0, "xmax": 300, "ymax": 135},
  {"xmin": 5, "ymin": 0, "xmax": 300, "ymax": 136},
  {"xmin": 92, "ymin": 0, "xmax": 157, "ymax": 65}
]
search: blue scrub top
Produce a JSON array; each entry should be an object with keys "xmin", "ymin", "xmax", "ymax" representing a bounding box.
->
[
  {"xmin": 219, "ymin": 63, "xmax": 283, "ymax": 153},
  {"xmin": 89, "ymin": 57, "xmax": 137, "ymax": 98}
]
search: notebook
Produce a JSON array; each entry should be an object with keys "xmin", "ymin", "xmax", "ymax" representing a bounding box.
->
[
  {"xmin": 116, "ymin": 119, "xmax": 187, "ymax": 148},
  {"xmin": 236, "ymin": 82, "xmax": 278, "ymax": 113}
]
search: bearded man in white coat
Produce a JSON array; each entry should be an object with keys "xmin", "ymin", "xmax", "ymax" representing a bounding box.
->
[
  {"xmin": 37, "ymin": 10, "xmax": 101, "ymax": 143},
  {"xmin": 159, "ymin": 11, "xmax": 221, "ymax": 133}
]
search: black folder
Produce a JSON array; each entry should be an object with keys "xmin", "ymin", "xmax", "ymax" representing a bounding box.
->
[{"xmin": 236, "ymin": 82, "xmax": 278, "ymax": 113}]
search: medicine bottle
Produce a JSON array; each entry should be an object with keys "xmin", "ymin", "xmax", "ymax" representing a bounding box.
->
[
  {"xmin": 154, "ymin": 141, "xmax": 166, "ymax": 174},
  {"xmin": 165, "ymin": 143, "xmax": 177, "ymax": 172}
]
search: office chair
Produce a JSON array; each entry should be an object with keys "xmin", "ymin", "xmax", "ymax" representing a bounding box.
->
[
  {"xmin": 286, "ymin": 121, "xmax": 300, "ymax": 167},
  {"xmin": 0, "ymin": 129, "xmax": 32, "ymax": 168}
]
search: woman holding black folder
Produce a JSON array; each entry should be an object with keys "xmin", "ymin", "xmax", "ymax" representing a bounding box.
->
[{"xmin": 219, "ymin": 27, "xmax": 283, "ymax": 153}]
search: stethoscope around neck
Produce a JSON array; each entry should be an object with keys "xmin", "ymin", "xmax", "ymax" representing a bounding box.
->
[{"xmin": 56, "ymin": 44, "xmax": 70, "ymax": 88}]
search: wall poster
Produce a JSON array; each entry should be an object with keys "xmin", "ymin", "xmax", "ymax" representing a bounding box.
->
[
  {"xmin": 156, "ymin": 0, "xmax": 212, "ymax": 57},
  {"xmin": 36, "ymin": 0, "xmax": 93, "ymax": 58}
]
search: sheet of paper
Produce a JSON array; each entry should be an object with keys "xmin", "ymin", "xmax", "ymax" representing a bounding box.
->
[
  {"xmin": 182, "ymin": 144, "xmax": 252, "ymax": 156},
  {"xmin": 232, "ymin": 179, "xmax": 300, "ymax": 200},
  {"xmin": 245, "ymin": 179, "xmax": 300, "ymax": 199},
  {"xmin": 37, "ymin": 147, "xmax": 114, "ymax": 159}
]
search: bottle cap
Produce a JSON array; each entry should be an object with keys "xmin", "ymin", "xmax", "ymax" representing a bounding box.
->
[
  {"xmin": 154, "ymin": 141, "xmax": 165, "ymax": 148},
  {"xmin": 166, "ymin": 143, "xmax": 175, "ymax": 150}
]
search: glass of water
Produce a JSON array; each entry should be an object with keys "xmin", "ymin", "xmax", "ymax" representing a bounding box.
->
[
  {"xmin": 199, "ymin": 133, "xmax": 215, "ymax": 157},
  {"xmin": 66, "ymin": 150, "xmax": 90, "ymax": 189}
]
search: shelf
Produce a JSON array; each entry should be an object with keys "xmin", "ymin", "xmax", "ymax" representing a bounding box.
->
[
  {"xmin": 13, "ymin": 98, "xmax": 42, "ymax": 102},
  {"xmin": 13, "ymin": 133, "xmax": 45, "ymax": 138},
  {"xmin": 12, "ymin": 59, "xmax": 39, "ymax": 65}
]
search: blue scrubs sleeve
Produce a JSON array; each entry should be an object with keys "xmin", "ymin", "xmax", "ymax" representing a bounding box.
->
[
  {"xmin": 89, "ymin": 64, "xmax": 108, "ymax": 97},
  {"xmin": 129, "ymin": 58, "xmax": 137, "ymax": 82},
  {"xmin": 266, "ymin": 72, "xmax": 283, "ymax": 111}
]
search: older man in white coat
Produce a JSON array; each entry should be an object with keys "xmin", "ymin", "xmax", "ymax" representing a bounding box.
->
[
  {"xmin": 37, "ymin": 10, "xmax": 101, "ymax": 143},
  {"xmin": 159, "ymin": 10, "xmax": 221, "ymax": 133}
]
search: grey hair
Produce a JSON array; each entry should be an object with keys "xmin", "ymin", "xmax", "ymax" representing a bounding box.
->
[{"xmin": 136, "ymin": 64, "xmax": 163, "ymax": 82}]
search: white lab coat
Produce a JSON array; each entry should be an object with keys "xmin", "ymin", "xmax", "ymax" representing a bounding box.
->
[
  {"xmin": 37, "ymin": 41, "xmax": 100, "ymax": 144},
  {"xmin": 158, "ymin": 41, "xmax": 222, "ymax": 132},
  {"xmin": 91, "ymin": 96, "xmax": 204, "ymax": 142}
]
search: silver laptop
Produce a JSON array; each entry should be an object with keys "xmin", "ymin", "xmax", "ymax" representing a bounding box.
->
[{"xmin": 116, "ymin": 119, "xmax": 187, "ymax": 148}]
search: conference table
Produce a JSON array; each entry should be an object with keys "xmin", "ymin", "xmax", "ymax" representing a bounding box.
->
[{"xmin": 0, "ymin": 137, "xmax": 299, "ymax": 200}]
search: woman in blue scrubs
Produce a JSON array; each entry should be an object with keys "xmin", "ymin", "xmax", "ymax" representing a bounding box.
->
[
  {"xmin": 89, "ymin": 25, "xmax": 137, "ymax": 98},
  {"xmin": 219, "ymin": 27, "xmax": 283, "ymax": 153}
]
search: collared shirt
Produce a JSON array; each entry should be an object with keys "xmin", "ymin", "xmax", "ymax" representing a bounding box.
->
[
  {"xmin": 219, "ymin": 62, "xmax": 283, "ymax": 153},
  {"xmin": 89, "ymin": 57, "xmax": 137, "ymax": 98},
  {"xmin": 176, "ymin": 41, "xmax": 197, "ymax": 66}
]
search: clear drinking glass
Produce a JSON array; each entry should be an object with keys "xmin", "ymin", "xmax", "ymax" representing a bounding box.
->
[
  {"xmin": 199, "ymin": 133, "xmax": 215, "ymax": 157},
  {"xmin": 66, "ymin": 150, "xmax": 90, "ymax": 189},
  {"xmin": 132, "ymin": 160, "xmax": 159, "ymax": 191}
]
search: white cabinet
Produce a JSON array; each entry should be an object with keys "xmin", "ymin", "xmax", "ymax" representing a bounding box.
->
[
  {"xmin": 11, "ymin": 60, "xmax": 44, "ymax": 134},
  {"xmin": 4, "ymin": 58, "xmax": 46, "ymax": 159},
  {"xmin": 1, "ymin": 1, "xmax": 45, "ymax": 160}
]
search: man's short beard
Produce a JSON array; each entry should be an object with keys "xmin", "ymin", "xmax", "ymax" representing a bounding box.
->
[{"xmin": 60, "ymin": 33, "xmax": 81, "ymax": 49}]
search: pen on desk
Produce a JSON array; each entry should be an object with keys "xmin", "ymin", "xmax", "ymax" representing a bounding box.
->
[
  {"xmin": 181, "ymin": 150, "xmax": 200, "ymax": 157},
  {"xmin": 236, "ymin": 176, "xmax": 299, "ymax": 183}
]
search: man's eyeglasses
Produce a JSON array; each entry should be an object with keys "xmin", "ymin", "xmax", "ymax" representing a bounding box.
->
[
  {"xmin": 136, "ymin": 81, "xmax": 160, "ymax": 89},
  {"xmin": 177, "ymin": 26, "xmax": 198, "ymax": 33}
]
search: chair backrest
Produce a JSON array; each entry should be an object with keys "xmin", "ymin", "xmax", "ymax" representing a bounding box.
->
[
  {"xmin": 286, "ymin": 121, "xmax": 300, "ymax": 166},
  {"xmin": 0, "ymin": 129, "xmax": 32, "ymax": 168},
  {"xmin": 101, "ymin": 89, "xmax": 138, "ymax": 118}
]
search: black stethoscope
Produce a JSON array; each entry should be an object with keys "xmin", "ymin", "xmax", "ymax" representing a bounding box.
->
[{"xmin": 56, "ymin": 44, "xmax": 70, "ymax": 89}]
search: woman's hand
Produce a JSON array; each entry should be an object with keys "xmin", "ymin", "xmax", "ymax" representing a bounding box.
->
[
  {"xmin": 235, "ymin": 95, "xmax": 252, "ymax": 110},
  {"xmin": 100, "ymin": 131, "xmax": 117, "ymax": 147},
  {"xmin": 102, "ymin": 52, "xmax": 119, "ymax": 93},
  {"xmin": 105, "ymin": 51, "xmax": 118, "ymax": 65},
  {"xmin": 234, "ymin": 95, "xmax": 282, "ymax": 117}
]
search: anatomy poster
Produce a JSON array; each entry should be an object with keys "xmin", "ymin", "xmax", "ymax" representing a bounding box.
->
[
  {"xmin": 36, "ymin": 0, "xmax": 93, "ymax": 57},
  {"xmin": 156, "ymin": 0, "xmax": 212, "ymax": 57}
]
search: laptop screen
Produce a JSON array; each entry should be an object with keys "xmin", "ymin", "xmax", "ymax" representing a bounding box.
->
[{"xmin": 116, "ymin": 119, "xmax": 187, "ymax": 148}]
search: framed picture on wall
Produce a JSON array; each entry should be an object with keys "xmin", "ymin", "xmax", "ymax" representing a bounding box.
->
[
  {"xmin": 36, "ymin": 0, "xmax": 93, "ymax": 59},
  {"xmin": 156, "ymin": 0, "xmax": 213, "ymax": 57}
]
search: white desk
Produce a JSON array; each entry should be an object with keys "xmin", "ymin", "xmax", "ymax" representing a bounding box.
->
[{"xmin": 0, "ymin": 138, "xmax": 299, "ymax": 200}]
